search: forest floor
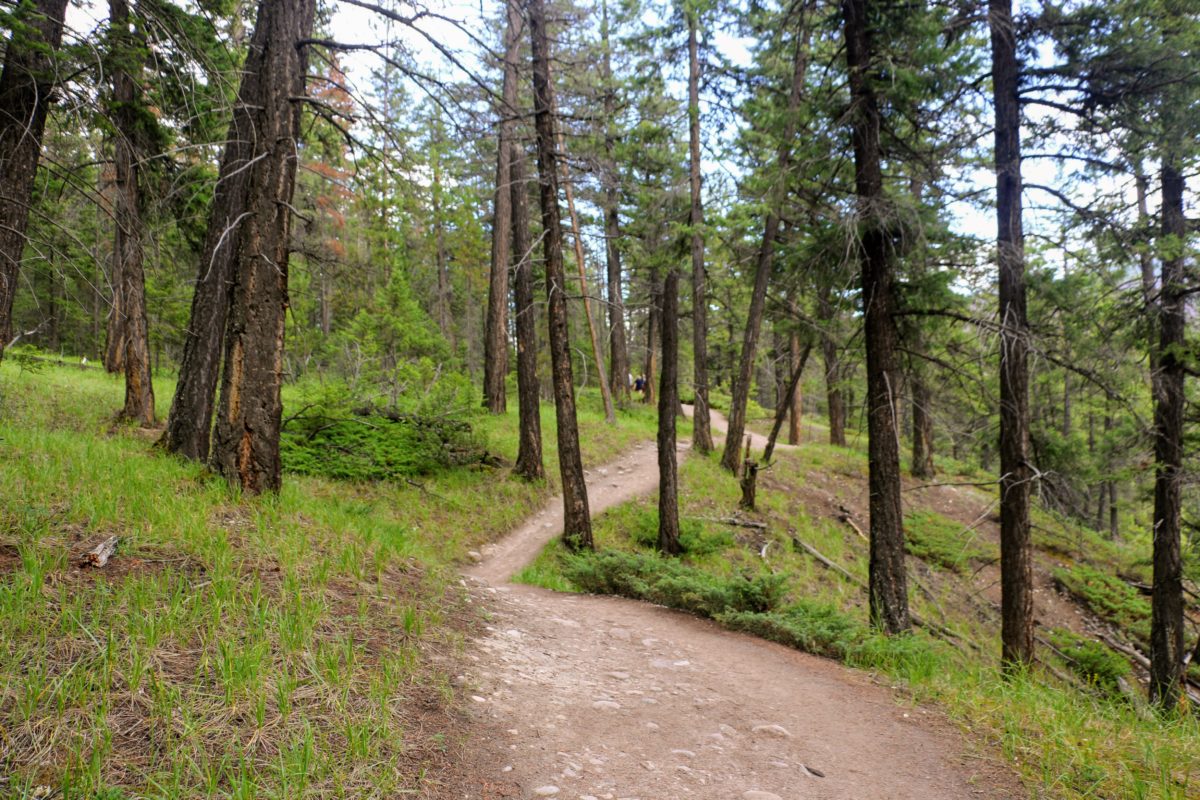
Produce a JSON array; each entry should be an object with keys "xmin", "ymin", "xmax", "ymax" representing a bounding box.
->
[{"xmin": 435, "ymin": 411, "xmax": 1024, "ymax": 800}]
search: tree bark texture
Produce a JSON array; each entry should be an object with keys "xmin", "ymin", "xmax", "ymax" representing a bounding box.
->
[
  {"xmin": 687, "ymin": 11, "xmax": 713, "ymax": 454},
  {"xmin": 108, "ymin": 0, "xmax": 155, "ymax": 426},
  {"xmin": 529, "ymin": 0, "xmax": 592, "ymax": 547},
  {"xmin": 990, "ymin": 0, "xmax": 1034, "ymax": 668},
  {"xmin": 1150, "ymin": 159, "xmax": 1185, "ymax": 710},
  {"xmin": 787, "ymin": 325, "xmax": 803, "ymax": 445},
  {"xmin": 0, "ymin": 0, "xmax": 68, "ymax": 357},
  {"xmin": 844, "ymin": 0, "xmax": 909, "ymax": 635},
  {"xmin": 764, "ymin": 340, "xmax": 811, "ymax": 465},
  {"xmin": 600, "ymin": 1, "xmax": 630, "ymax": 404},
  {"xmin": 209, "ymin": 0, "xmax": 314, "ymax": 493},
  {"xmin": 162, "ymin": 0, "xmax": 278, "ymax": 460},
  {"xmin": 511, "ymin": 140, "xmax": 545, "ymax": 480},
  {"xmin": 555, "ymin": 125, "xmax": 615, "ymax": 423},
  {"xmin": 910, "ymin": 357, "xmax": 935, "ymax": 479},
  {"xmin": 433, "ymin": 143, "xmax": 453, "ymax": 348},
  {"xmin": 719, "ymin": 6, "xmax": 812, "ymax": 472},
  {"xmin": 819, "ymin": 290, "xmax": 847, "ymax": 447},
  {"xmin": 643, "ymin": 263, "xmax": 660, "ymax": 406},
  {"xmin": 657, "ymin": 267, "xmax": 682, "ymax": 554},
  {"xmin": 482, "ymin": 0, "xmax": 524, "ymax": 413}
]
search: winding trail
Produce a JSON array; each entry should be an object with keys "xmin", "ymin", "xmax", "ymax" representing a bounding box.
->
[{"xmin": 452, "ymin": 412, "xmax": 1020, "ymax": 799}]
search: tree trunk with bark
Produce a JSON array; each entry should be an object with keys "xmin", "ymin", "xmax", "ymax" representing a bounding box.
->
[
  {"xmin": 161, "ymin": 0, "xmax": 278, "ymax": 460},
  {"xmin": 1150, "ymin": 157, "xmax": 1186, "ymax": 710},
  {"xmin": 657, "ymin": 267, "xmax": 682, "ymax": 554},
  {"xmin": 511, "ymin": 140, "xmax": 545, "ymax": 480},
  {"xmin": 765, "ymin": 340, "xmax": 811, "ymax": 465},
  {"xmin": 529, "ymin": 0, "xmax": 592, "ymax": 547},
  {"xmin": 819, "ymin": 290, "xmax": 847, "ymax": 446},
  {"xmin": 556, "ymin": 126, "xmax": 615, "ymax": 423},
  {"xmin": 433, "ymin": 141, "xmax": 453, "ymax": 348},
  {"xmin": 990, "ymin": 0, "xmax": 1034, "ymax": 668},
  {"xmin": 910, "ymin": 353, "xmax": 935, "ymax": 479},
  {"xmin": 108, "ymin": 0, "xmax": 155, "ymax": 426},
  {"xmin": 482, "ymin": 0, "xmax": 524, "ymax": 413},
  {"xmin": 600, "ymin": 1, "xmax": 630, "ymax": 404},
  {"xmin": 104, "ymin": 251, "xmax": 125, "ymax": 372},
  {"xmin": 643, "ymin": 263, "xmax": 660, "ymax": 405},
  {"xmin": 687, "ymin": 10, "xmax": 713, "ymax": 454},
  {"xmin": 787, "ymin": 325, "xmax": 803, "ymax": 445},
  {"xmin": 0, "ymin": 0, "xmax": 69, "ymax": 357},
  {"xmin": 719, "ymin": 6, "xmax": 812, "ymax": 472},
  {"xmin": 209, "ymin": 0, "xmax": 314, "ymax": 493},
  {"xmin": 843, "ymin": 0, "xmax": 909, "ymax": 635}
]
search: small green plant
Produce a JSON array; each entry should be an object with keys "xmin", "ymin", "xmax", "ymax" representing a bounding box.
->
[
  {"xmin": 904, "ymin": 510, "xmax": 996, "ymax": 573},
  {"xmin": 1045, "ymin": 628, "xmax": 1131, "ymax": 697},
  {"xmin": 563, "ymin": 550, "xmax": 785, "ymax": 617},
  {"xmin": 1052, "ymin": 565, "xmax": 1151, "ymax": 645}
]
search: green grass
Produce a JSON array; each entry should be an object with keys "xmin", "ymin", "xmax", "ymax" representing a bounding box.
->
[
  {"xmin": 0, "ymin": 360, "xmax": 660, "ymax": 798},
  {"xmin": 1052, "ymin": 564, "xmax": 1152, "ymax": 646},
  {"xmin": 904, "ymin": 509, "xmax": 998, "ymax": 573}
]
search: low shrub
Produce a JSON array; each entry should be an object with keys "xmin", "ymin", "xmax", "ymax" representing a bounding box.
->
[
  {"xmin": 1045, "ymin": 628, "xmax": 1131, "ymax": 697},
  {"xmin": 1052, "ymin": 565, "xmax": 1151, "ymax": 646},
  {"xmin": 904, "ymin": 510, "xmax": 996, "ymax": 573}
]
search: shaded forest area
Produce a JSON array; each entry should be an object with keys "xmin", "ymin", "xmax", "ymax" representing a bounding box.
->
[{"xmin": 1, "ymin": 0, "xmax": 1199, "ymax": 750}]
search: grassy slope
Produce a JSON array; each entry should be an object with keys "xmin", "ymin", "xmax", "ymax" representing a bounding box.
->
[
  {"xmin": 0, "ymin": 362, "xmax": 658, "ymax": 798},
  {"xmin": 519, "ymin": 431, "xmax": 1200, "ymax": 799}
]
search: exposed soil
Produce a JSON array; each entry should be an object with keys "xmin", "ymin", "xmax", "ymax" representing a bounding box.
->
[{"xmin": 440, "ymin": 412, "xmax": 1025, "ymax": 800}]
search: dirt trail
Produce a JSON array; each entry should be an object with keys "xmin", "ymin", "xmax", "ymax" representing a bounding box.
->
[{"xmin": 452, "ymin": 414, "xmax": 1020, "ymax": 800}]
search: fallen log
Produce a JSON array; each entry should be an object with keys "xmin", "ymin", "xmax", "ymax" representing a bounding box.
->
[{"xmin": 81, "ymin": 536, "xmax": 118, "ymax": 568}]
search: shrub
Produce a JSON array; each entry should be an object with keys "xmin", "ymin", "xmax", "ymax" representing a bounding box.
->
[
  {"xmin": 1045, "ymin": 628, "xmax": 1131, "ymax": 697},
  {"xmin": 280, "ymin": 379, "xmax": 491, "ymax": 480},
  {"xmin": 1051, "ymin": 565, "xmax": 1151, "ymax": 646},
  {"xmin": 904, "ymin": 510, "xmax": 996, "ymax": 573},
  {"xmin": 562, "ymin": 550, "xmax": 784, "ymax": 617}
]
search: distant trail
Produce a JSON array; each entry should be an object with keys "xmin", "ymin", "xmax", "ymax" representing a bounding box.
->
[{"xmin": 448, "ymin": 412, "xmax": 1021, "ymax": 800}]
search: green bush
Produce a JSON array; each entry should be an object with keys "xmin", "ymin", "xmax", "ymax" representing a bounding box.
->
[
  {"xmin": 563, "ymin": 550, "xmax": 784, "ymax": 617},
  {"xmin": 1045, "ymin": 628, "xmax": 1131, "ymax": 697},
  {"xmin": 904, "ymin": 510, "xmax": 996, "ymax": 573},
  {"xmin": 623, "ymin": 507, "xmax": 735, "ymax": 555},
  {"xmin": 1051, "ymin": 565, "xmax": 1151, "ymax": 645},
  {"xmin": 280, "ymin": 379, "xmax": 490, "ymax": 480}
]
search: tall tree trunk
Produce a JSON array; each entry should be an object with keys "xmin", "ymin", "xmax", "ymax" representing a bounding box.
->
[
  {"xmin": 991, "ymin": 0, "xmax": 1034, "ymax": 668},
  {"xmin": 529, "ymin": 0, "xmax": 592, "ymax": 548},
  {"xmin": 910, "ymin": 372, "xmax": 935, "ymax": 479},
  {"xmin": 600, "ymin": 1, "xmax": 630, "ymax": 404},
  {"xmin": 555, "ymin": 126, "xmax": 615, "ymax": 423},
  {"xmin": 482, "ymin": 0, "xmax": 523, "ymax": 413},
  {"xmin": 1150, "ymin": 157, "xmax": 1185, "ymax": 710},
  {"xmin": 819, "ymin": 289, "xmax": 847, "ymax": 446},
  {"xmin": 511, "ymin": 140, "xmax": 545, "ymax": 480},
  {"xmin": 687, "ymin": 10, "xmax": 714, "ymax": 454},
  {"xmin": 844, "ymin": 0, "xmax": 908, "ymax": 635},
  {"xmin": 433, "ymin": 141, "xmax": 453, "ymax": 348},
  {"xmin": 209, "ymin": 0, "xmax": 314, "ymax": 493},
  {"xmin": 720, "ymin": 5, "xmax": 812, "ymax": 472},
  {"xmin": 764, "ymin": 340, "xmax": 811, "ymax": 465},
  {"xmin": 161, "ymin": 0, "xmax": 278, "ymax": 460},
  {"xmin": 787, "ymin": 324, "xmax": 803, "ymax": 445},
  {"xmin": 0, "ymin": 0, "xmax": 68, "ymax": 357},
  {"xmin": 104, "ymin": 246, "xmax": 125, "ymax": 372},
  {"xmin": 643, "ymin": 263, "xmax": 660, "ymax": 405},
  {"xmin": 109, "ymin": 0, "xmax": 155, "ymax": 426},
  {"xmin": 657, "ymin": 267, "xmax": 682, "ymax": 554}
]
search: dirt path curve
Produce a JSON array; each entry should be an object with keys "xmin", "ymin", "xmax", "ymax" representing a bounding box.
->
[{"xmin": 453, "ymin": 414, "xmax": 1019, "ymax": 800}]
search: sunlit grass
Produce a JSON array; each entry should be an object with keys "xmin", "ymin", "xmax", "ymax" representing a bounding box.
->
[{"xmin": 0, "ymin": 360, "xmax": 659, "ymax": 797}]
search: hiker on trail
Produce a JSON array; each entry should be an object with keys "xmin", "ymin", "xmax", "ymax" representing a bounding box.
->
[{"xmin": 634, "ymin": 375, "xmax": 645, "ymax": 395}]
